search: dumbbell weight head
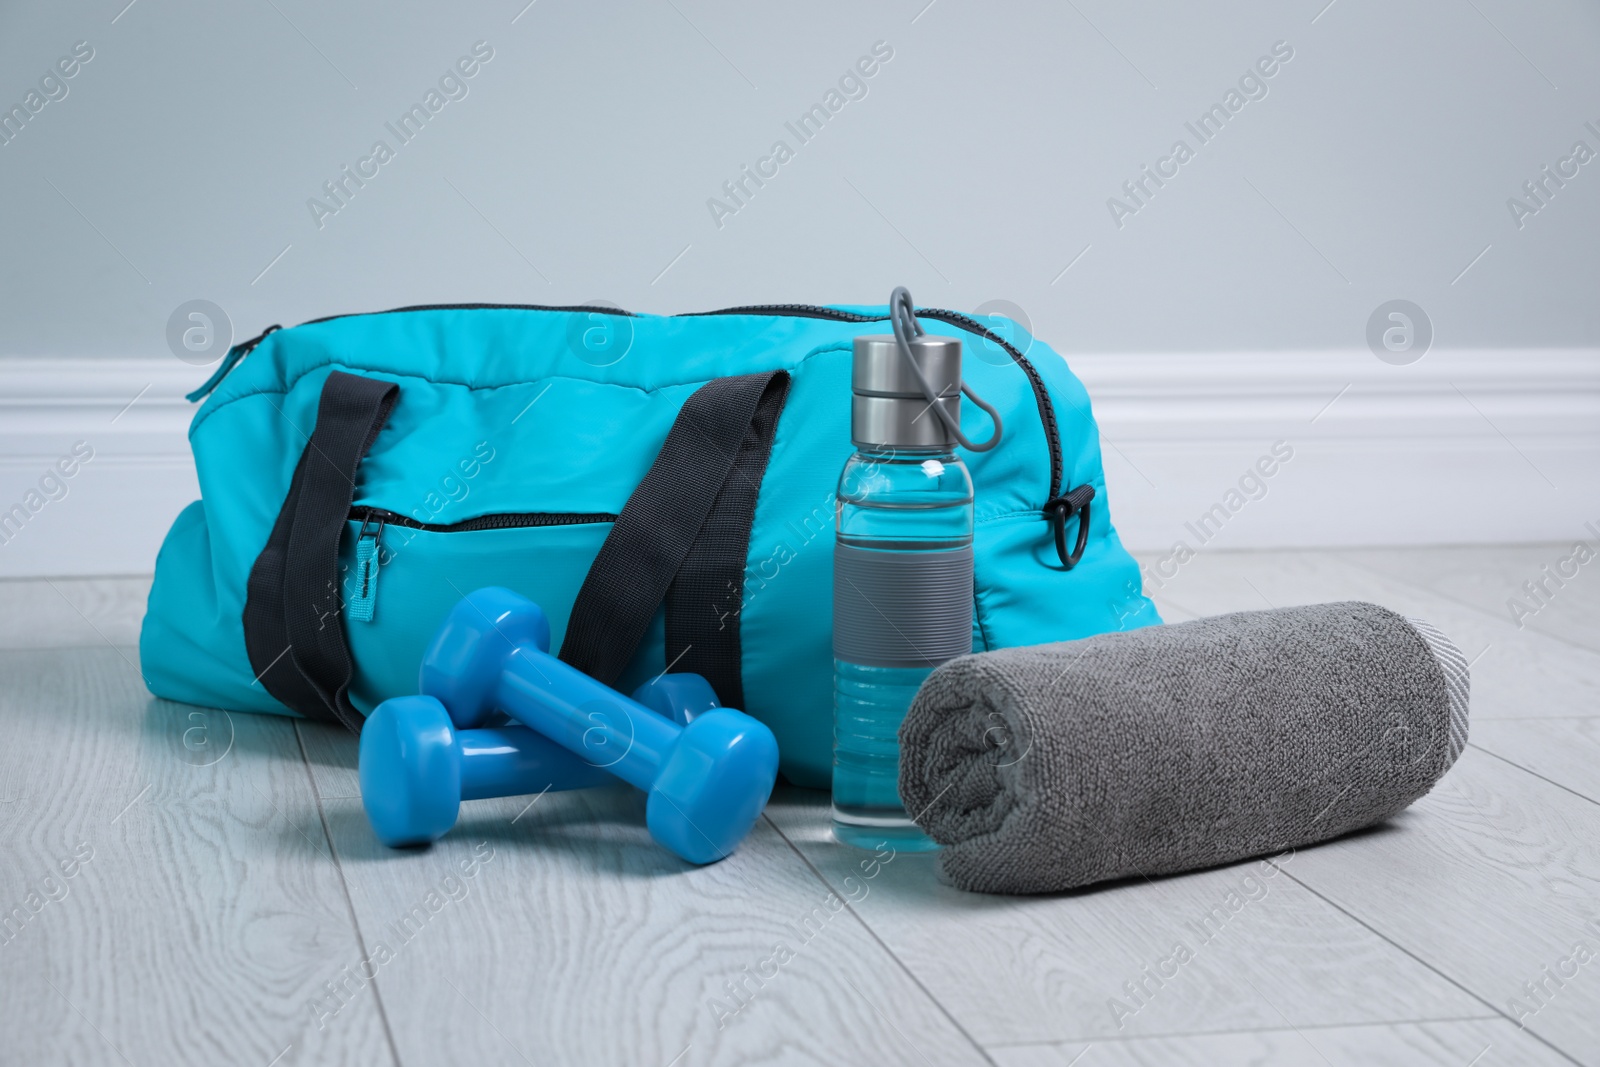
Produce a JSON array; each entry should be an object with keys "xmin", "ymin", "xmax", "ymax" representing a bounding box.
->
[
  {"xmin": 630, "ymin": 674, "xmax": 775, "ymax": 861},
  {"xmin": 648, "ymin": 709, "xmax": 780, "ymax": 864},
  {"xmin": 419, "ymin": 587, "xmax": 551, "ymax": 729},
  {"xmin": 631, "ymin": 672, "xmax": 720, "ymax": 726},
  {"xmin": 360, "ymin": 694, "xmax": 616, "ymax": 848},
  {"xmin": 360, "ymin": 695, "xmax": 465, "ymax": 847}
]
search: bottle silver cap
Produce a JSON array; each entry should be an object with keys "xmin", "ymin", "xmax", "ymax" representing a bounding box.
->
[{"xmin": 851, "ymin": 334, "xmax": 962, "ymax": 449}]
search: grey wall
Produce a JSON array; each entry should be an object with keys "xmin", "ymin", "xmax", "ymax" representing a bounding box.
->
[{"xmin": 1, "ymin": 0, "xmax": 1597, "ymax": 360}]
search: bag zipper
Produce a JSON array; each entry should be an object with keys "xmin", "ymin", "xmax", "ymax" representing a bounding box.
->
[
  {"xmin": 185, "ymin": 324, "xmax": 282, "ymax": 402},
  {"xmin": 347, "ymin": 511, "xmax": 385, "ymax": 622},
  {"xmin": 195, "ymin": 301, "xmax": 1072, "ymax": 558},
  {"xmin": 349, "ymin": 506, "xmax": 618, "ymax": 532},
  {"xmin": 189, "ymin": 303, "xmax": 1059, "ymax": 495},
  {"xmin": 302, "ymin": 302, "xmax": 636, "ymax": 326},
  {"xmin": 340, "ymin": 507, "xmax": 617, "ymax": 624}
]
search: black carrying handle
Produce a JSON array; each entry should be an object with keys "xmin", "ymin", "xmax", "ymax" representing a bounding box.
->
[
  {"xmin": 559, "ymin": 371, "xmax": 791, "ymax": 708},
  {"xmin": 245, "ymin": 368, "xmax": 789, "ymax": 729},
  {"xmin": 244, "ymin": 370, "xmax": 399, "ymax": 732}
]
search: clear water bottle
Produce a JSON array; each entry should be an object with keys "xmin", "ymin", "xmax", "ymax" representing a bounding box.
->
[{"xmin": 832, "ymin": 329, "xmax": 979, "ymax": 852}]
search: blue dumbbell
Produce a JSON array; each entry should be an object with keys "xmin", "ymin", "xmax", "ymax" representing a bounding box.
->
[
  {"xmin": 359, "ymin": 673, "xmax": 722, "ymax": 848},
  {"xmin": 419, "ymin": 587, "xmax": 780, "ymax": 865}
]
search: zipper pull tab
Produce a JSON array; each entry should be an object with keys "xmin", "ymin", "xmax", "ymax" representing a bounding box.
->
[
  {"xmin": 186, "ymin": 324, "xmax": 282, "ymax": 403},
  {"xmin": 348, "ymin": 512, "xmax": 384, "ymax": 622}
]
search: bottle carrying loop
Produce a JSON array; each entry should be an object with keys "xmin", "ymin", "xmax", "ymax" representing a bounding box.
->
[{"xmin": 888, "ymin": 287, "xmax": 1003, "ymax": 452}]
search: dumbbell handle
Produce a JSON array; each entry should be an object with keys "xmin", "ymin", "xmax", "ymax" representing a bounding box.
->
[
  {"xmin": 497, "ymin": 648, "xmax": 680, "ymax": 794},
  {"xmin": 458, "ymin": 725, "xmax": 613, "ymax": 800}
]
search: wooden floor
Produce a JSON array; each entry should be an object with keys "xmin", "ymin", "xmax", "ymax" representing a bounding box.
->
[{"xmin": 2, "ymin": 545, "xmax": 1598, "ymax": 1066}]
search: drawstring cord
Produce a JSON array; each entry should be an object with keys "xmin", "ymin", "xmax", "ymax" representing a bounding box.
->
[
  {"xmin": 889, "ymin": 287, "xmax": 1091, "ymax": 568},
  {"xmin": 888, "ymin": 287, "xmax": 1003, "ymax": 452}
]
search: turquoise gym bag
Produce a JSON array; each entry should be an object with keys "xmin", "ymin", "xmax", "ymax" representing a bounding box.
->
[{"xmin": 140, "ymin": 301, "xmax": 1159, "ymax": 788}]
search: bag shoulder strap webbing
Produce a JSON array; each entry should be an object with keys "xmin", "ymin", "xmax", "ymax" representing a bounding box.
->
[
  {"xmin": 244, "ymin": 370, "xmax": 399, "ymax": 732},
  {"xmin": 559, "ymin": 371, "xmax": 791, "ymax": 707}
]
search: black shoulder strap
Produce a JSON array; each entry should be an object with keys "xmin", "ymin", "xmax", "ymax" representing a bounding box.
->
[
  {"xmin": 559, "ymin": 371, "xmax": 790, "ymax": 706},
  {"xmin": 244, "ymin": 371, "xmax": 399, "ymax": 732}
]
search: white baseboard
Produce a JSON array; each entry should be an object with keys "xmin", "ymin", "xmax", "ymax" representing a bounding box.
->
[
  {"xmin": 1072, "ymin": 348, "xmax": 1600, "ymax": 551},
  {"xmin": 0, "ymin": 360, "xmax": 201, "ymax": 579},
  {"xmin": 0, "ymin": 350, "xmax": 1596, "ymax": 577}
]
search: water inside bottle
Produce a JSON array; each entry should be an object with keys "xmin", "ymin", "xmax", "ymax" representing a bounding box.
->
[{"xmin": 831, "ymin": 659, "xmax": 941, "ymax": 851}]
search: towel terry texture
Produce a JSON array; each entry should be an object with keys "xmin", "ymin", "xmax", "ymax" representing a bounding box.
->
[{"xmin": 898, "ymin": 601, "xmax": 1469, "ymax": 895}]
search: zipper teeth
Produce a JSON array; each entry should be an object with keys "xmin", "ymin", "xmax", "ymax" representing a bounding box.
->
[
  {"xmin": 354, "ymin": 507, "xmax": 617, "ymax": 533},
  {"xmin": 690, "ymin": 303, "xmax": 883, "ymax": 322},
  {"xmin": 919, "ymin": 307, "xmax": 1064, "ymax": 498},
  {"xmin": 304, "ymin": 302, "xmax": 635, "ymax": 326},
  {"xmin": 240, "ymin": 323, "xmax": 282, "ymax": 352},
  {"xmin": 223, "ymin": 323, "xmax": 282, "ymax": 366}
]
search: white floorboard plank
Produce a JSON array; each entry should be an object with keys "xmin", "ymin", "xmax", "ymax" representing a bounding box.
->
[
  {"xmin": 1278, "ymin": 747, "xmax": 1600, "ymax": 1064},
  {"xmin": 761, "ymin": 788, "xmax": 1482, "ymax": 1048},
  {"xmin": 989, "ymin": 1017, "xmax": 1571, "ymax": 1067},
  {"xmin": 322, "ymin": 786, "xmax": 990, "ymax": 1066},
  {"xmin": 1472, "ymin": 721, "xmax": 1600, "ymax": 807},
  {"xmin": 1337, "ymin": 544, "xmax": 1600, "ymax": 655},
  {"xmin": 0, "ymin": 647, "xmax": 394, "ymax": 1067},
  {"xmin": 297, "ymin": 718, "xmax": 363, "ymax": 799},
  {"xmin": 1136, "ymin": 548, "xmax": 1600, "ymax": 721},
  {"xmin": 0, "ymin": 575, "xmax": 151, "ymax": 650}
]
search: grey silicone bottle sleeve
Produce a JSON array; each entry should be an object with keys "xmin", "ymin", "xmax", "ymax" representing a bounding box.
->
[{"xmin": 833, "ymin": 543, "xmax": 973, "ymax": 668}]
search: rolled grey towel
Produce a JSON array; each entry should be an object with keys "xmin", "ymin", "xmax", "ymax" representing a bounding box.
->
[{"xmin": 898, "ymin": 602, "xmax": 1469, "ymax": 895}]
